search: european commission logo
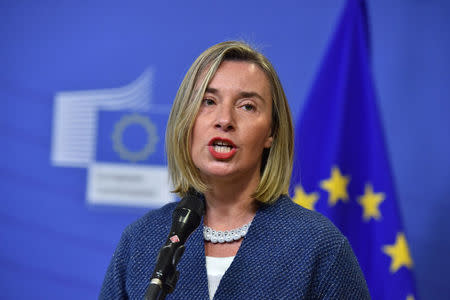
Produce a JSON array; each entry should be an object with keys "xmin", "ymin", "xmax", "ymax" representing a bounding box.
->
[{"xmin": 50, "ymin": 68, "xmax": 174, "ymax": 207}]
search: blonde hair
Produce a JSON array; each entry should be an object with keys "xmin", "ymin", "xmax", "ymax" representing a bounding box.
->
[{"xmin": 166, "ymin": 41, "xmax": 294, "ymax": 203}]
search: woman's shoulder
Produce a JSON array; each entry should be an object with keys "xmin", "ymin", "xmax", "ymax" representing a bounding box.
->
[
  {"xmin": 261, "ymin": 195, "xmax": 345, "ymax": 247},
  {"xmin": 266, "ymin": 196, "xmax": 370, "ymax": 298}
]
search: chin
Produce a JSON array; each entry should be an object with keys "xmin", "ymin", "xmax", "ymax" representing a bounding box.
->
[
  {"xmin": 201, "ymin": 169, "xmax": 235, "ymax": 179},
  {"xmin": 198, "ymin": 165, "xmax": 237, "ymax": 179}
]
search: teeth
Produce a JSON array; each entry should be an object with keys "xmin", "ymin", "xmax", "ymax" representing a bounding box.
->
[
  {"xmin": 213, "ymin": 145, "xmax": 232, "ymax": 153},
  {"xmin": 215, "ymin": 140, "xmax": 231, "ymax": 146}
]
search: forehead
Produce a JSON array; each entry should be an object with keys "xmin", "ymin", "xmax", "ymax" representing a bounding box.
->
[
  {"xmin": 209, "ymin": 60, "xmax": 267, "ymax": 84},
  {"xmin": 206, "ymin": 60, "xmax": 272, "ymax": 97}
]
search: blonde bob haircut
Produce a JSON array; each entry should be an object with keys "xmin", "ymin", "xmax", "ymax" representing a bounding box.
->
[{"xmin": 166, "ymin": 41, "xmax": 294, "ymax": 204}]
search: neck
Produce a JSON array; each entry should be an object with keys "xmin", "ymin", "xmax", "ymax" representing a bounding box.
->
[{"xmin": 203, "ymin": 171, "xmax": 260, "ymax": 230}]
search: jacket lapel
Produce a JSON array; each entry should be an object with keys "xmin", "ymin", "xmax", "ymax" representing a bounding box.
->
[{"xmin": 212, "ymin": 202, "xmax": 275, "ymax": 299}]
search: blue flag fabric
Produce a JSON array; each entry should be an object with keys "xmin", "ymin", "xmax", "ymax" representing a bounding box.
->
[{"xmin": 290, "ymin": 0, "xmax": 417, "ymax": 299}]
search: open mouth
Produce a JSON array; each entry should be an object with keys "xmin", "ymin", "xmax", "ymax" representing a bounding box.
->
[
  {"xmin": 208, "ymin": 138, "xmax": 237, "ymax": 159},
  {"xmin": 212, "ymin": 140, "xmax": 234, "ymax": 153}
]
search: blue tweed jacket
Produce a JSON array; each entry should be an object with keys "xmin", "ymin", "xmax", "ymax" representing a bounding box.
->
[{"xmin": 100, "ymin": 196, "xmax": 370, "ymax": 299}]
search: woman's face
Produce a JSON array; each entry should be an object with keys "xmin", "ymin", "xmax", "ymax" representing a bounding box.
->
[{"xmin": 190, "ymin": 60, "xmax": 273, "ymax": 183}]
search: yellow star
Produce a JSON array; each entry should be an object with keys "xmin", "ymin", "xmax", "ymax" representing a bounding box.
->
[
  {"xmin": 406, "ymin": 295, "xmax": 415, "ymax": 300},
  {"xmin": 358, "ymin": 184, "xmax": 385, "ymax": 221},
  {"xmin": 382, "ymin": 232, "xmax": 413, "ymax": 273},
  {"xmin": 320, "ymin": 166, "xmax": 350, "ymax": 206},
  {"xmin": 293, "ymin": 185, "xmax": 319, "ymax": 210}
]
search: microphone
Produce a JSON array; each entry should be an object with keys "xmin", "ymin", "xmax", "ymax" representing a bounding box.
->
[{"xmin": 144, "ymin": 192, "xmax": 205, "ymax": 300}]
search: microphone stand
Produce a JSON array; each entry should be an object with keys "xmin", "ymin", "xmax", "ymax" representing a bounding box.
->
[{"xmin": 144, "ymin": 193, "xmax": 204, "ymax": 300}]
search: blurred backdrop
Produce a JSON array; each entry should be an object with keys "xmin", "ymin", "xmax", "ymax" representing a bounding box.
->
[{"xmin": 1, "ymin": 1, "xmax": 449, "ymax": 299}]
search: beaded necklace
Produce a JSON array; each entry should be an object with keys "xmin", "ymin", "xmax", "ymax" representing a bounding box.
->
[{"xmin": 203, "ymin": 221, "xmax": 252, "ymax": 243}]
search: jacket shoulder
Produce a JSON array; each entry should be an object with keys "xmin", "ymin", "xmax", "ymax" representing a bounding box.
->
[{"xmin": 265, "ymin": 195, "xmax": 344, "ymax": 244}]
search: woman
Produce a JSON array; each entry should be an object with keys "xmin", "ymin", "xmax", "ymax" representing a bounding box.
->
[{"xmin": 100, "ymin": 41, "xmax": 370, "ymax": 299}]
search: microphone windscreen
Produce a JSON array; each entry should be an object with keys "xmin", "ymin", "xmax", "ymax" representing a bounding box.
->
[{"xmin": 175, "ymin": 192, "xmax": 205, "ymax": 217}]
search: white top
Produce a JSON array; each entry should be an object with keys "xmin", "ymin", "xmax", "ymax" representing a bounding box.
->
[{"xmin": 205, "ymin": 256, "xmax": 235, "ymax": 300}]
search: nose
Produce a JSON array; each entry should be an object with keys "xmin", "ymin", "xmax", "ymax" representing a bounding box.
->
[{"xmin": 214, "ymin": 102, "xmax": 235, "ymax": 131}]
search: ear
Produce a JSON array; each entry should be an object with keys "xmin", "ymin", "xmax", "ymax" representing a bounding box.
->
[{"xmin": 264, "ymin": 135, "xmax": 273, "ymax": 148}]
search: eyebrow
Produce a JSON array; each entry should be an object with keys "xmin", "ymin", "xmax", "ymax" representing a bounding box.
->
[{"xmin": 205, "ymin": 87, "xmax": 266, "ymax": 102}]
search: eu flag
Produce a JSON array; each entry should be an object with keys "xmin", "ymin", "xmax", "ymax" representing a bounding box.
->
[{"xmin": 290, "ymin": 0, "xmax": 417, "ymax": 299}]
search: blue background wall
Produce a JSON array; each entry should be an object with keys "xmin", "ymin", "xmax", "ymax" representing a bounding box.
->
[{"xmin": 1, "ymin": 1, "xmax": 449, "ymax": 299}]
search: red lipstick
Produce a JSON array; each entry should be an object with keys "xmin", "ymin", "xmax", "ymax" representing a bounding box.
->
[{"xmin": 208, "ymin": 137, "xmax": 237, "ymax": 160}]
